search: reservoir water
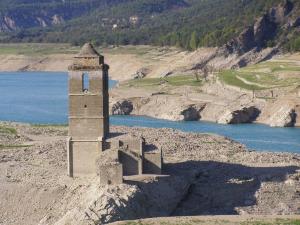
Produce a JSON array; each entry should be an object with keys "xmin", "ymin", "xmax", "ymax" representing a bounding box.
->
[{"xmin": 0, "ymin": 72, "xmax": 299, "ymax": 153}]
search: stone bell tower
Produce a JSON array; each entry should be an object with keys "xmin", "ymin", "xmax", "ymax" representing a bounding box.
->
[{"xmin": 67, "ymin": 43, "xmax": 109, "ymax": 177}]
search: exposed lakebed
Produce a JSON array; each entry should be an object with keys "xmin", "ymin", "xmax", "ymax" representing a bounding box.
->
[{"xmin": 0, "ymin": 72, "xmax": 299, "ymax": 153}]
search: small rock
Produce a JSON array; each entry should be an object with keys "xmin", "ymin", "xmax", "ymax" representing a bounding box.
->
[
  {"xmin": 160, "ymin": 71, "xmax": 173, "ymax": 77},
  {"xmin": 36, "ymin": 150, "xmax": 43, "ymax": 154},
  {"xmin": 218, "ymin": 106, "xmax": 260, "ymax": 124},
  {"xmin": 131, "ymin": 68, "xmax": 150, "ymax": 79},
  {"xmin": 180, "ymin": 105, "xmax": 200, "ymax": 121},
  {"xmin": 111, "ymin": 100, "xmax": 134, "ymax": 115}
]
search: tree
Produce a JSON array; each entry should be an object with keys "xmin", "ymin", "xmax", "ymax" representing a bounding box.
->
[
  {"xmin": 194, "ymin": 69, "xmax": 201, "ymax": 82},
  {"xmin": 292, "ymin": 37, "xmax": 300, "ymax": 52},
  {"xmin": 201, "ymin": 65, "xmax": 214, "ymax": 81},
  {"xmin": 189, "ymin": 31, "xmax": 198, "ymax": 51}
]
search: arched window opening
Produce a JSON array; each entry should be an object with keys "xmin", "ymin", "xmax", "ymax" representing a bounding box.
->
[{"xmin": 82, "ymin": 73, "xmax": 89, "ymax": 92}]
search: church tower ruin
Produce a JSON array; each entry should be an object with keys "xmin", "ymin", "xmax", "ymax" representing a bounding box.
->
[
  {"xmin": 67, "ymin": 43, "xmax": 109, "ymax": 177},
  {"xmin": 67, "ymin": 43, "xmax": 162, "ymax": 182}
]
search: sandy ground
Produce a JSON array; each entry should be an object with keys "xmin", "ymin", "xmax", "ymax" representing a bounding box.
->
[{"xmin": 0, "ymin": 122, "xmax": 300, "ymax": 225}]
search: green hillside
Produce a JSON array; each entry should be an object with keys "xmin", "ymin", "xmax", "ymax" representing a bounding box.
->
[{"xmin": 0, "ymin": 0, "xmax": 299, "ymax": 51}]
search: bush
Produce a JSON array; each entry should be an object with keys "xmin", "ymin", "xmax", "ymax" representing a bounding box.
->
[{"xmin": 292, "ymin": 37, "xmax": 300, "ymax": 52}]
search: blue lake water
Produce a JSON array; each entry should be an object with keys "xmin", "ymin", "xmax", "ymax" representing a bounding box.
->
[{"xmin": 0, "ymin": 72, "xmax": 299, "ymax": 153}]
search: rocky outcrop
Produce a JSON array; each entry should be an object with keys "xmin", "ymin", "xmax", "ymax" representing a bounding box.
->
[
  {"xmin": 0, "ymin": 16, "xmax": 17, "ymax": 31},
  {"xmin": 191, "ymin": 0, "xmax": 296, "ymax": 71},
  {"xmin": 135, "ymin": 96, "xmax": 206, "ymax": 121},
  {"xmin": 132, "ymin": 68, "xmax": 151, "ymax": 79},
  {"xmin": 253, "ymin": 14, "xmax": 277, "ymax": 48},
  {"xmin": 258, "ymin": 98, "xmax": 299, "ymax": 127},
  {"xmin": 217, "ymin": 106, "xmax": 261, "ymax": 124},
  {"xmin": 53, "ymin": 175, "xmax": 195, "ymax": 225},
  {"xmin": 51, "ymin": 15, "xmax": 65, "ymax": 25},
  {"xmin": 224, "ymin": 1, "xmax": 289, "ymax": 56},
  {"xmin": 224, "ymin": 26, "xmax": 256, "ymax": 55},
  {"xmin": 269, "ymin": 107, "xmax": 296, "ymax": 127},
  {"xmin": 271, "ymin": 0, "xmax": 294, "ymax": 23},
  {"xmin": 160, "ymin": 70, "xmax": 173, "ymax": 77},
  {"xmin": 0, "ymin": 12, "xmax": 65, "ymax": 32},
  {"xmin": 111, "ymin": 100, "xmax": 134, "ymax": 115},
  {"xmin": 180, "ymin": 105, "xmax": 202, "ymax": 121}
]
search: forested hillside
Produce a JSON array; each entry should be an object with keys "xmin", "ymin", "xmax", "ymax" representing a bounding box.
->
[{"xmin": 0, "ymin": 0, "xmax": 299, "ymax": 51}]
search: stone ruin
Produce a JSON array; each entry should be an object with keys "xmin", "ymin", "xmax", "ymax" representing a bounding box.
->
[{"xmin": 67, "ymin": 43, "xmax": 162, "ymax": 184}]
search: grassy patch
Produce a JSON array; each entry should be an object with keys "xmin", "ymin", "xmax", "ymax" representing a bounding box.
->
[
  {"xmin": 0, "ymin": 144, "xmax": 32, "ymax": 149},
  {"xmin": 101, "ymin": 45, "xmax": 155, "ymax": 56},
  {"xmin": 218, "ymin": 57, "xmax": 300, "ymax": 90},
  {"xmin": 291, "ymin": 220, "xmax": 300, "ymax": 225},
  {"xmin": 0, "ymin": 43, "xmax": 78, "ymax": 56},
  {"xmin": 0, "ymin": 43, "xmax": 172, "ymax": 62},
  {"xmin": 0, "ymin": 126, "xmax": 17, "ymax": 135},
  {"xmin": 124, "ymin": 75, "xmax": 202, "ymax": 88},
  {"xmin": 219, "ymin": 70, "xmax": 263, "ymax": 90}
]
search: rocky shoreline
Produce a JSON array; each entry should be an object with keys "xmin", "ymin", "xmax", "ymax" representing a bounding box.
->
[
  {"xmin": 0, "ymin": 122, "xmax": 299, "ymax": 225},
  {"xmin": 110, "ymin": 80, "xmax": 300, "ymax": 128}
]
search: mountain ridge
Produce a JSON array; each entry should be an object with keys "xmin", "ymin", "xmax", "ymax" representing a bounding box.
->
[{"xmin": 0, "ymin": 0, "xmax": 299, "ymax": 53}]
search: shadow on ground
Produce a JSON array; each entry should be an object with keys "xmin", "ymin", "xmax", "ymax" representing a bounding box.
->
[
  {"xmin": 126, "ymin": 160, "xmax": 299, "ymax": 217},
  {"xmin": 168, "ymin": 161, "xmax": 299, "ymax": 215}
]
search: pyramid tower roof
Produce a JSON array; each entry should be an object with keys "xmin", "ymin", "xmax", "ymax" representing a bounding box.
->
[{"xmin": 76, "ymin": 43, "xmax": 101, "ymax": 58}]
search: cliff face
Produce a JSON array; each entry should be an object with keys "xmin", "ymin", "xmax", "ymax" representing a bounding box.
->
[
  {"xmin": 224, "ymin": 0, "xmax": 297, "ymax": 55},
  {"xmin": 0, "ymin": 13, "xmax": 64, "ymax": 32},
  {"xmin": 0, "ymin": 0, "xmax": 130, "ymax": 32},
  {"xmin": 190, "ymin": 0, "xmax": 300, "ymax": 70}
]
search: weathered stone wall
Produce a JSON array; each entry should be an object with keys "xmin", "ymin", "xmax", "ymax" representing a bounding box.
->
[
  {"xmin": 69, "ymin": 95, "xmax": 104, "ymax": 116},
  {"xmin": 143, "ymin": 151, "xmax": 162, "ymax": 175},
  {"xmin": 120, "ymin": 138, "xmax": 144, "ymax": 155},
  {"xmin": 99, "ymin": 163, "xmax": 123, "ymax": 185},
  {"xmin": 68, "ymin": 70, "xmax": 109, "ymax": 139},
  {"xmin": 69, "ymin": 141, "xmax": 101, "ymax": 176},
  {"xmin": 74, "ymin": 57, "xmax": 102, "ymax": 68},
  {"xmin": 67, "ymin": 51, "xmax": 109, "ymax": 177},
  {"xmin": 119, "ymin": 150, "xmax": 142, "ymax": 176},
  {"xmin": 69, "ymin": 118, "xmax": 105, "ymax": 140}
]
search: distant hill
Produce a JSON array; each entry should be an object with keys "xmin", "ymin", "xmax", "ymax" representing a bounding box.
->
[{"xmin": 0, "ymin": 0, "xmax": 299, "ymax": 52}]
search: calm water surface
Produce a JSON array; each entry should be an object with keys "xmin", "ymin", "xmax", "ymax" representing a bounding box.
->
[{"xmin": 0, "ymin": 72, "xmax": 299, "ymax": 153}]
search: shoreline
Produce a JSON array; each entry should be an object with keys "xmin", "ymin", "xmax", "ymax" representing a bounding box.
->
[
  {"xmin": 0, "ymin": 72, "xmax": 298, "ymax": 129},
  {"xmin": 1, "ymin": 119, "xmax": 299, "ymax": 154},
  {"xmin": 2, "ymin": 114, "xmax": 300, "ymax": 129}
]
